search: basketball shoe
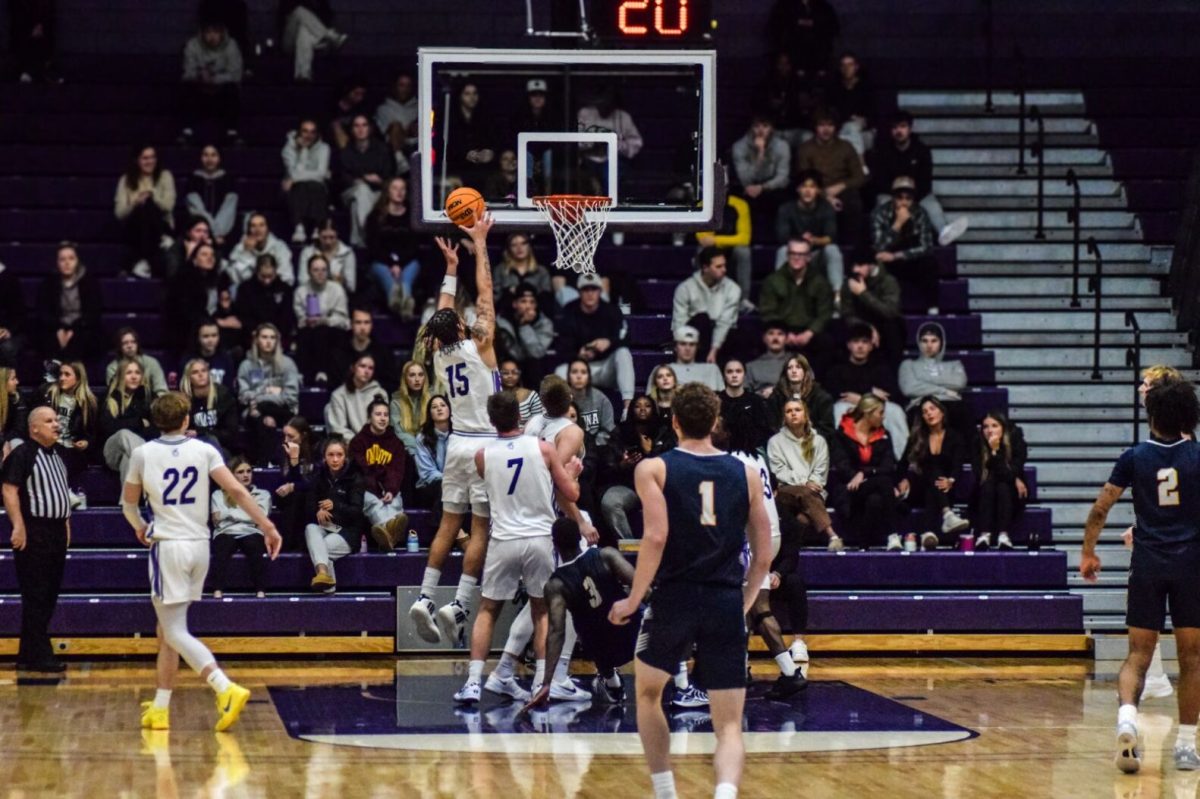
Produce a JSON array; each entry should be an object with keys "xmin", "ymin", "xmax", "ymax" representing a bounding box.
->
[
  {"xmin": 484, "ymin": 673, "xmax": 531, "ymax": 702},
  {"xmin": 453, "ymin": 681, "xmax": 482, "ymax": 705},
  {"xmin": 214, "ymin": 683, "xmax": 251, "ymax": 732},
  {"xmin": 591, "ymin": 673, "xmax": 625, "ymax": 704},
  {"xmin": 672, "ymin": 685, "xmax": 709, "ymax": 708},
  {"xmin": 408, "ymin": 595, "xmax": 441, "ymax": 644},
  {"xmin": 140, "ymin": 700, "xmax": 170, "ymax": 730},
  {"xmin": 1115, "ymin": 720, "xmax": 1141, "ymax": 774},
  {"xmin": 1176, "ymin": 745, "xmax": 1200, "ymax": 771},
  {"xmin": 436, "ymin": 601, "xmax": 469, "ymax": 647}
]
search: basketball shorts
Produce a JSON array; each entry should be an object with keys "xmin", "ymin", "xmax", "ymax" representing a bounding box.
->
[
  {"xmin": 481, "ymin": 536, "xmax": 554, "ymax": 601},
  {"xmin": 1126, "ymin": 564, "xmax": 1200, "ymax": 630},
  {"xmin": 636, "ymin": 582, "xmax": 748, "ymax": 691},
  {"xmin": 741, "ymin": 535, "xmax": 783, "ymax": 590},
  {"xmin": 442, "ymin": 433, "xmax": 494, "ymax": 517},
  {"xmin": 149, "ymin": 540, "xmax": 210, "ymax": 605},
  {"xmin": 577, "ymin": 613, "xmax": 641, "ymax": 673}
]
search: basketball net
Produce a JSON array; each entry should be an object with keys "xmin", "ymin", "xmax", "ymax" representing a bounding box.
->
[{"xmin": 532, "ymin": 195, "xmax": 612, "ymax": 275}]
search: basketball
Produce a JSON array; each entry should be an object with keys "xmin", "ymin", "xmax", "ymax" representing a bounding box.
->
[{"xmin": 445, "ymin": 187, "xmax": 485, "ymax": 227}]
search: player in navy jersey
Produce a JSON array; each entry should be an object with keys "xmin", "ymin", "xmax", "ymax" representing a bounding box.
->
[
  {"xmin": 1080, "ymin": 380, "xmax": 1200, "ymax": 774},
  {"xmin": 609, "ymin": 383, "xmax": 773, "ymax": 799}
]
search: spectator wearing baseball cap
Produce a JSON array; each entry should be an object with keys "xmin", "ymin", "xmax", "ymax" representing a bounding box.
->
[
  {"xmin": 645, "ymin": 325, "xmax": 724, "ymax": 394},
  {"xmin": 870, "ymin": 175, "xmax": 940, "ymax": 314},
  {"xmin": 554, "ymin": 272, "xmax": 636, "ymax": 416},
  {"xmin": 510, "ymin": 78, "xmax": 556, "ymax": 183}
]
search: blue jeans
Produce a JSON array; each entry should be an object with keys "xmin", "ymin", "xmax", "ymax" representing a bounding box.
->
[{"xmin": 371, "ymin": 259, "xmax": 420, "ymax": 301}]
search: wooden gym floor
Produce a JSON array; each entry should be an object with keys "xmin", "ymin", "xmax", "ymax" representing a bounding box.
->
[{"xmin": 0, "ymin": 656, "xmax": 1191, "ymax": 798}]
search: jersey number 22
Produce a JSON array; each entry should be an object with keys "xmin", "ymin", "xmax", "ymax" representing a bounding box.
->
[{"xmin": 162, "ymin": 467, "xmax": 199, "ymax": 506}]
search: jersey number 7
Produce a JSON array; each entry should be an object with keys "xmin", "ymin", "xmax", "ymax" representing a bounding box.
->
[{"xmin": 506, "ymin": 458, "xmax": 524, "ymax": 495}]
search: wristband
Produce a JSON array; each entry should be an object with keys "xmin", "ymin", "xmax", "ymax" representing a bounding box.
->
[{"xmin": 440, "ymin": 275, "xmax": 458, "ymax": 297}]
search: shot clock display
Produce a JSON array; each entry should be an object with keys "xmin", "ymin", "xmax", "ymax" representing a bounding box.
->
[{"xmin": 592, "ymin": 0, "xmax": 713, "ymax": 43}]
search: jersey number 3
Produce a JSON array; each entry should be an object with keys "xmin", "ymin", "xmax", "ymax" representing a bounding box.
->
[
  {"xmin": 1157, "ymin": 467, "xmax": 1180, "ymax": 507},
  {"xmin": 582, "ymin": 576, "xmax": 603, "ymax": 609},
  {"xmin": 162, "ymin": 467, "xmax": 199, "ymax": 506}
]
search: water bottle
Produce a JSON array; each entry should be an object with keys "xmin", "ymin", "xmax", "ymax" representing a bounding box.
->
[
  {"xmin": 306, "ymin": 293, "xmax": 321, "ymax": 319},
  {"xmin": 406, "ymin": 530, "xmax": 420, "ymax": 553}
]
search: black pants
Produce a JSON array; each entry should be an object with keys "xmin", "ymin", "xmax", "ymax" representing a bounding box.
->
[
  {"xmin": 247, "ymin": 404, "xmax": 292, "ymax": 466},
  {"xmin": 181, "ymin": 82, "xmax": 241, "ymax": 135},
  {"xmin": 14, "ymin": 520, "xmax": 67, "ymax": 664},
  {"xmin": 209, "ymin": 534, "xmax": 268, "ymax": 593},
  {"xmin": 976, "ymin": 478, "xmax": 1016, "ymax": 534},
  {"xmin": 286, "ymin": 181, "xmax": 330, "ymax": 232},
  {"xmin": 123, "ymin": 201, "xmax": 169, "ymax": 272},
  {"xmin": 294, "ymin": 325, "xmax": 347, "ymax": 383},
  {"xmin": 890, "ymin": 254, "xmax": 940, "ymax": 313},
  {"xmin": 835, "ymin": 190, "xmax": 865, "ymax": 249},
  {"xmin": 907, "ymin": 472, "xmax": 953, "ymax": 538},
  {"xmin": 832, "ymin": 474, "xmax": 896, "ymax": 549}
]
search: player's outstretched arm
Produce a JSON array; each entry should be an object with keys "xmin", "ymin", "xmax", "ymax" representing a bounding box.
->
[
  {"xmin": 461, "ymin": 212, "xmax": 496, "ymax": 344},
  {"xmin": 610, "ymin": 458, "xmax": 666, "ymax": 625},
  {"xmin": 526, "ymin": 578, "xmax": 570, "ymax": 709},
  {"xmin": 743, "ymin": 466, "xmax": 773, "ymax": 614},
  {"xmin": 433, "ymin": 236, "xmax": 460, "ymax": 312},
  {"xmin": 1080, "ymin": 482, "xmax": 1124, "ymax": 582},
  {"xmin": 211, "ymin": 465, "xmax": 283, "ymax": 559},
  {"xmin": 542, "ymin": 440, "xmax": 581, "ymax": 504}
]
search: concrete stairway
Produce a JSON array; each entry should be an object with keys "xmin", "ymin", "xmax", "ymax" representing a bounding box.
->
[{"xmin": 902, "ymin": 89, "xmax": 1195, "ymax": 632}]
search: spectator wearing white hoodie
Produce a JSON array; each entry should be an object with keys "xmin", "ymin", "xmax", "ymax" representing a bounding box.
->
[
  {"xmin": 293, "ymin": 253, "xmax": 349, "ymax": 384},
  {"xmin": 325, "ymin": 353, "xmax": 385, "ymax": 439},
  {"xmin": 898, "ymin": 321, "xmax": 971, "ymax": 434},
  {"xmin": 299, "ymin": 219, "xmax": 356, "ymax": 295},
  {"xmin": 228, "ymin": 212, "xmax": 295, "ymax": 289},
  {"xmin": 180, "ymin": 21, "xmax": 243, "ymax": 143},
  {"xmin": 282, "ymin": 118, "xmax": 331, "ymax": 243},
  {"xmin": 670, "ymin": 246, "xmax": 742, "ymax": 363}
]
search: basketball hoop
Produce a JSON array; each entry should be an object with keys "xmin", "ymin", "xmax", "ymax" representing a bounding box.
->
[{"xmin": 532, "ymin": 194, "xmax": 612, "ymax": 275}]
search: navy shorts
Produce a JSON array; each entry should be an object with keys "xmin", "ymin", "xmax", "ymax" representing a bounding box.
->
[
  {"xmin": 635, "ymin": 582, "xmax": 747, "ymax": 691},
  {"xmin": 1126, "ymin": 566, "xmax": 1200, "ymax": 630}
]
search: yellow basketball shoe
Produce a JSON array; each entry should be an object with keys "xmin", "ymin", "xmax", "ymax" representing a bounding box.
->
[
  {"xmin": 214, "ymin": 683, "xmax": 251, "ymax": 732},
  {"xmin": 140, "ymin": 700, "xmax": 170, "ymax": 730}
]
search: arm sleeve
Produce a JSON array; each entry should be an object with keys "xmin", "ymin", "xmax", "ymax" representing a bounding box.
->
[
  {"xmin": 204, "ymin": 442, "xmax": 225, "ymax": 476},
  {"xmin": 767, "ymin": 435, "xmax": 797, "ymax": 486},
  {"xmin": 153, "ymin": 172, "xmax": 176, "ymax": 213},
  {"xmin": 699, "ymin": 196, "xmax": 752, "ymax": 248},
  {"xmin": 711, "ymin": 283, "xmax": 741, "ymax": 350},
  {"xmin": 763, "ymin": 139, "xmax": 791, "ymax": 191},
  {"xmin": 811, "ymin": 435, "xmax": 830, "ymax": 488},
  {"xmin": 842, "ymin": 143, "xmax": 865, "ymax": 190},
  {"xmin": 857, "ymin": 276, "xmax": 903, "ymax": 319},
  {"xmin": 896, "ymin": 213, "xmax": 935, "ymax": 260},
  {"xmin": 1, "ymin": 444, "xmax": 31, "ymax": 486},
  {"xmin": 807, "ymin": 278, "xmax": 834, "ymax": 334}
]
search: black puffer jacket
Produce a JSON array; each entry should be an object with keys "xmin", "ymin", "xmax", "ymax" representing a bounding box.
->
[{"xmin": 307, "ymin": 461, "xmax": 367, "ymax": 550}]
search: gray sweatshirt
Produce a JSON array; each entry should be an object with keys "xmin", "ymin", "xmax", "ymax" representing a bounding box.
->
[
  {"xmin": 182, "ymin": 33, "xmax": 243, "ymax": 84},
  {"xmin": 574, "ymin": 387, "xmax": 615, "ymax": 447},
  {"xmin": 496, "ymin": 315, "xmax": 555, "ymax": 362},
  {"xmin": 897, "ymin": 321, "xmax": 968, "ymax": 408},
  {"xmin": 282, "ymin": 131, "xmax": 331, "ymax": 183},
  {"xmin": 671, "ymin": 271, "xmax": 741, "ymax": 350},
  {"xmin": 731, "ymin": 131, "xmax": 790, "ymax": 191},
  {"xmin": 326, "ymin": 380, "xmax": 386, "ymax": 439},
  {"xmin": 767, "ymin": 427, "xmax": 830, "ymax": 492},
  {"xmin": 237, "ymin": 354, "xmax": 301, "ymax": 414},
  {"xmin": 211, "ymin": 486, "xmax": 272, "ymax": 537}
]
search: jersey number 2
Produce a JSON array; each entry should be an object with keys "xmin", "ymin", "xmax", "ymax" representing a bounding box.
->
[
  {"xmin": 445, "ymin": 364, "xmax": 470, "ymax": 398},
  {"xmin": 162, "ymin": 467, "xmax": 198, "ymax": 506},
  {"xmin": 1157, "ymin": 467, "xmax": 1180, "ymax": 506},
  {"xmin": 698, "ymin": 480, "xmax": 716, "ymax": 526}
]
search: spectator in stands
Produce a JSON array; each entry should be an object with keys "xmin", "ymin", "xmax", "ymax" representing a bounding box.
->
[
  {"xmin": 719, "ymin": 360, "xmax": 771, "ymax": 449},
  {"xmin": 339, "ymin": 114, "xmax": 394, "ymax": 247},
  {"xmin": 328, "ymin": 76, "xmax": 369, "ymax": 151},
  {"xmin": 483, "ymin": 149, "xmax": 518, "ymax": 202},
  {"xmin": 898, "ymin": 322, "xmax": 970, "ymax": 433},
  {"xmin": 649, "ymin": 326, "xmax": 724, "ymax": 393},
  {"xmin": 871, "ymin": 176, "xmax": 940, "ymax": 314},
  {"xmin": 496, "ymin": 284, "xmax": 554, "ymax": 384},
  {"xmin": 554, "ymin": 272, "xmax": 635, "ymax": 412},
  {"xmin": 499, "ymin": 359, "xmax": 543, "ymax": 427},
  {"xmin": 162, "ymin": 216, "xmax": 215, "ymax": 281},
  {"xmin": 36, "ymin": 243, "xmax": 103, "ymax": 363},
  {"xmin": 867, "ymin": 111, "xmax": 968, "ymax": 246},
  {"xmin": 168, "ymin": 242, "xmax": 229, "ymax": 356},
  {"xmin": 114, "ymin": 145, "xmax": 175, "ymax": 279},
  {"xmin": 747, "ymin": 323, "xmax": 790, "ymax": 396},
  {"xmin": 282, "ymin": 118, "xmax": 332, "ymax": 244},
  {"xmin": 756, "ymin": 52, "xmax": 816, "ymax": 146},
  {"xmin": 775, "ymin": 169, "xmax": 843, "ymax": 293},
  {"xmin": 238, "ymin": 323, "xmax": 300, "ymax": 465},
  {"xmin": 181, "ymin": 319, "xmax": 237, "ymax": 392},
  {"xmin": 493, "ymin": 233, "xmax": 552, "ymax": 306},
  {"xmin": 184, "ymin": 145, "xmax": 238, "ymax": 247},
  {"xmin": 767, "ymin": 0, "xmax": 840, "ymax": 78},
  {"xmin": 209, "ymin": 456, "xmax": 270, "ymax": 599},
  {"xmin": 100, "ymin": 358, "xmax": 153, "ymax": 482},
  {"xmin": 349, "ymin": 397, "xmax": 408, "ymax": 551},
  {"xmin": 600, "ymin": 394, "xmax": 667, "ymax": 540},
  {"xmin": 300, "ymin": 219, "xmax": 356, "ymax": 295},
  {"xmin": 325, "ymin": 353, "xmax": 384, "ymax": 440},
  {"xmin": 305, "ymin": 435, "xmax": 364, "ymax": 593},
  {"xmin": 179, "ymin": 358, "xmax": 238, "ymax": 456},
  {"xmin": 795, "ymin": 109, "xmax": 866, "ymax": 247},
  {"xmin": 413, "ymin": 395, "xmax": 450, "ymax": 510},
  {"xmin": 830, "ymin": 395, "xmax": 899, "ymax": 551},
  {"xmin": 274, "ymin": 415, "xmax": 316, "ymax": 548},
  {"xmin": 376, "ymin": 71, "xmax": 418, "ymax": 166},
  {"xmin": 971, "ymin": 410, "xmax": 1027, "ymax": 552},
  {"xmin": 234, "ymin": 254, "xmax": 295, "ymax": 345},
  {"xmin": 445, "ymin": 81, "xmax": 495, "ymax": 190},
  {"xmin": 9, "ymin": 0, "xmax": 59, "ymax": 83},
  {"xmin": 896, "ymin": 396, "xmax": 970, "ymax": 550},
  {"xmin": 825, "ymin": 322, "xmax": 909, "ymax": 457},
  {"xmin": 840, "ymin": 260, "xmax": 904, "ymax": 365},
  {"xmin": 179, "ymin": 20, "xmax": 243, "ymax": 145},
  {"xmin": 228, "ymin": 212, "xmax": 295, "ymax": 288},
  {"xmin": 566, "ymin": 359, "xmax": 615, "ymax": 447},
  {"xmin": 198, "ymin": 0, "xmax": 249, "ymax": 64},
  {"xmin": 731, "ymin": 113, "xmax": 791, "ymax": 234},
  {"xmin": 577, "ymin": 86, "xmax": 643, "ymax": 189},
  {"xmin": 365, "ymin": 176, "xmax": 419, "ymax": 318},
  {"xmin": 338, "ymin": 308, "xmax": 395, "ymax": 394},
  {"xmin": 293, "ymin": 254, "xmax": 350, "ymax": 384},
  {"xmin": 0, "ymin": 258, "xmax": 27, "ymax": 368},
  {"xmin": 105, "ymin": 327, "xmax": 168, "ymax": 398},
  {"xmin": 648, "ymin": 365, "xmax": 678, "ymax": 425},
  {"xmin": 824, "ymin": 52, "xmax": 874, "ymax": 157},
  {"xmin": 390, "ymin": 360, "xmax": 433, "ymax": 454},
  {"xmin": 767, "ymin": 353, "xmax": 835, "ymax": 439},
  {"xmin": 0, "ymin": 369, "xmax": 26, "ymax": 456},
  {"xmin": 671, "ymin": 246, "xmax": 741, "ymax": 363},
  {"xmin": 510, "ymin": 78, "xmax": 555, "ymax": 173},
  {"xmin": 279, "ymin": 0, "xmax": 347, "ymax": 83},
  {"xmin": 696, "ymin": 195, "xmax": 753, "ymax": 311},
  {"xmin": 33, "ymin": 361, "xmax": 95, "ymax": 487},
  {"xmin": 758, "ymin": 238, "xmax": 834, "ymax": 372},
  {"xmin": 768, "ymin": 398, "xmax": 840, "ymax": 549}
]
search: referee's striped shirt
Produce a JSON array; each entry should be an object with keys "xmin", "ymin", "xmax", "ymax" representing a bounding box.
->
[{"xmin": 2, "ymin": 444, "xmax": 71, "ymax": 521}]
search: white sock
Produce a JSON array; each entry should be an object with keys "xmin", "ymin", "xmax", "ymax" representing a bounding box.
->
[
  {"xmin": 468, "ymin": 659, "xmax": 484, "ymax": 685},
  {"xmin": 454, "ymin": 575, "xmax": 478, "ymax": 608},
  {"xmin": 1178, "ymin": 724, "xmax": 1197, "ymax": 749},
  {"xmin": 1118, "ymin": 703, "xmax": 1138, "ymax": 728},
  {"xmin": 674, "ymin": 662, "xmax": 690, "ymax": 690},
  {"xmin": 494, "ymin": 652, "xmax": 518, "ymax": 681},
  {"xmin": 1148, "ymin": 644, "xmax": 1167, "ymax": 679},
  {"xmin": 714, "ymin": 783, "xmax": 738, "ymax": 799},
  {"xmin": 606, "ymin": 671, "xmax": 623, "ymax": 688},
  {"xmin": 554, "ymin": 655, "xmax": 571, "ymax": 683},
  {"xmin": 152, "ymin": 689, "xmax": 172, "ymax": 709},
  {"xmin": 420, "ymin": 567, "xmax": 441, "ymax": 594},
  {"xmin": 533, "ymin": 659, "xmax": 546, "ymax": 690},
  {"xmin": 651, "ymin": 771, "xmax": 677, "ymax": 799},
  {"xmin": 774, "ymin": 652, "xmax": 796, "ymax": 677},
  {"xmin": 206, "ymin": 668, "xmax": 232, "ymax": 694}
]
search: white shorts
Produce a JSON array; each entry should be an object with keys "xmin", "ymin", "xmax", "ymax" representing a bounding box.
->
[
  {"xmin": 742, "ymin": 535, "xmax": 783, "ymax": 590},
  {"xmin": 149, "ymin": 539, "xmax": 210, "ymax": 605},
  {"xmin": 481, "ymin": 536, "xmax": 554, "ymax": 601},
  {"xmin": 442, "ymin": 433, "xmax": 494, "ymax": 517}
]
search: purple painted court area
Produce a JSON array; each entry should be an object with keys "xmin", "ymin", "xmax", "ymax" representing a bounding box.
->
[{"xmin": 269, "ymin": 676, "xmax": 977, "ymax": 740}]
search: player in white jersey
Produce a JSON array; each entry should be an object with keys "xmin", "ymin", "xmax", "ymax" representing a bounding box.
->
[
  {"xmin": 122, "ymin": 393, "xmax": 282, "ymax": 732},
  {"xmin": 408, "ymin": 213, "xmax": 500, "ymax": 646},
  {"xmin": 722, "ymin": 408, "xmax": 806, "ymax": 700},
  {"xmin": 453, "ymin": 391, "xmax": 582, "ymax": 704}
]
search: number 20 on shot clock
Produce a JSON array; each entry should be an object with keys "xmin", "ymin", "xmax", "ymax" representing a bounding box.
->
[{"xmin": 594, "ymin": 0, "xmax": 714, "ymax": 43}]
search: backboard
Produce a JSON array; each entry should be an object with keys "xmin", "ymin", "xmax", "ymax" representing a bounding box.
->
[{"xmin": 413, "ymin": 47, "xmax": 721, "ymax": 232}]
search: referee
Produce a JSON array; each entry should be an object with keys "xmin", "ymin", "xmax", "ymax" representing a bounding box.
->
[{"xmin": 2, "ymin": 407, "xmax": 72, "ymax": 672}]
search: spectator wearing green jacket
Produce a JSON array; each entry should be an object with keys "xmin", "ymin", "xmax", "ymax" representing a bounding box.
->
[{"xmin": 758, "ymin": 238, "xmax": 834, "ymax": 372}]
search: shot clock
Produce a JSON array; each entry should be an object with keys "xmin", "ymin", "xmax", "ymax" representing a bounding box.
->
[{"xmin": 592, "ymin": 0, "xmax": 714, "ymax": 43}]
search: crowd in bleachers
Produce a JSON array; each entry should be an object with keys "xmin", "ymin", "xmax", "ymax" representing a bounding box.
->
[{"xmin": 0, "ymin": 0, "xmax": 1040, "ymax": 597}]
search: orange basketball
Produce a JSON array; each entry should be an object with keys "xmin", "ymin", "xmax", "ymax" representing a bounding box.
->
[{"xmin": 445, "ymin": 186, "xmax": 485, "ymax": 227}]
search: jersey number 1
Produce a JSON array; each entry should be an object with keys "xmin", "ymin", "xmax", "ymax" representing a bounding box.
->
[
  {"xmin": 162, "ymin": 467, "xmax": 198, "ymax": 506},
  {"xmin": 1157, "ymin": 467, "xmax": 1180, "ymax": 506},
  {"xmin": 698, "ymin": 480, "xmax": 716, "ymax": 526}
]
